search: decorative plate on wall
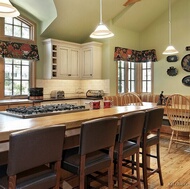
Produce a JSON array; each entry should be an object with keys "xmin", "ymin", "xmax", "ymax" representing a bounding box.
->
[
  {"xmin": 182, "ymin": 75, "xmax": 190, "ymax": 86},
  {"xmin": 167, "ymin": 55, "xmax": 178, "ymax": 62},
  {"xmin": 167, "ymin": 67, "xmax": 178, "ymax": 76},
  {"xmin": 181, "ymin": 54, "xmax": 190, "ymax": 72}
]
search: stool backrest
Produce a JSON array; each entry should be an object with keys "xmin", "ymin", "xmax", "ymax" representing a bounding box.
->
[
  {"xmin": 118, "ymin": 111, "xmax": 146, "ymax": 142},
  {"xmin": 7, "ymin": 125, "xmax": 66, "ymax": 176},
  {"xmin": 143, "ymin": 108, "xmax": 164, "ymax": 134},
  {"xmin": 79, "ymin": 117, "xmax": 118, "ymax": 155}
]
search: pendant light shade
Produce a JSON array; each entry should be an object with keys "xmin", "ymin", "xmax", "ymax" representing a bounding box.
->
[
  {"xmin": 0, "ymin": 0, "xmax": 20, "ymax": 17},
  {"xmin": 163, "ymin": 45, "xmax": 178, "ymax": 55},
  {"xmin": 90, "ymin": 0, "xmax": 114, "ymax": 39},
  {"xmin": 163, "ymin": 0, "xmax": 178, "ymax": 55}
]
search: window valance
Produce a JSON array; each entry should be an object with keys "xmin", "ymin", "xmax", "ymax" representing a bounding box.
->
[
  {"xmin": 0, "ymin": 40, "xmax": 39, "ymax": 61},
  {"xmin": 114, "ymin": 47, "xmax": 157, "ymax": 62}
]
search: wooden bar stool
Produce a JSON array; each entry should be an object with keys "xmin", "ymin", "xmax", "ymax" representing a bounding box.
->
[
  {"xmin": 140, "ymin": 107, "xmax": 164, "ymax": 188},
  {"xmin": 0, "ymin": 125, "xmax": 66, "ymax": 189},
  {"xmin": 114, "ymin": 111, "xmax": 146, "ymax": 189},
  {"xmin": 61, "ymin": 116, "xmax": 119, "ymax": 189}
]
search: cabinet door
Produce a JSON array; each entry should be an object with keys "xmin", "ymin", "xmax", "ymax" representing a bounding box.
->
[
  {"xmin": 81, "ymin": 47, "xmax": 93, "ymax": 78},
  {"xmin": 58, "ymin": 46, "xmax": 80, "ymax": 79},
  {"xmin": 58, "ymin": 46, "xmax": 69, "ymax": 77},
  {"xmin": 69, "ymin": 48, "xmax": 80, "ymax": 78},
  {"xmin": 81, "ymin": 42, "xmax": 102, "ymax": 79}
]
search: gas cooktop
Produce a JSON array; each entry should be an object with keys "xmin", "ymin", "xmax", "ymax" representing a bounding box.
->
[{"xmin": 0, "ymin": 104, "xmax": 89, "ymax": 118}]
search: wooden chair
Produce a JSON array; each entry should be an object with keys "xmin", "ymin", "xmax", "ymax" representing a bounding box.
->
[
  {"xmin": 166, "ymin": 94, "xmax": 190, "ymax": 153},
  {"xmin": 140, "ymin": 107, "xmax": 164, "ymax": 188},
  {"xmin": 114, "ymin": 111, "xmax": 146, "ymax": 189},
  {"xmin": 0, "ymin": 125, "xmax": 66, "ymax": 189},
  {"xmin": 61, "ymin": 117, "xmax": 119, "ymax": 189},
  {"xmin": 121, "ymin": 92, "xmax": 143, "ymax": 106}
]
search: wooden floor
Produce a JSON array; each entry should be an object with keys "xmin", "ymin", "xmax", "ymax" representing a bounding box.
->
[
  {"xmin": 141, "ymin": 134, "xmax": 190, "ymax": 189},
  {"xmin": 61, "ymin": 134, "xmax": 190, "ymax": 189}
]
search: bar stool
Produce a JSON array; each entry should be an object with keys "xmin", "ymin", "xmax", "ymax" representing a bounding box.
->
[
  {"xmin": 0, "ymin": 125, "xmax": 66, "ymax": 189},
  {"xmin": 114, "ymin": 111, "xmax": 146, "ymax": 189},
  {"xmin": 140, "ymin": 107, "xmax": 164, "ymax": 188},
  {"xmin": 61, "ymin": 116, "xmax": 119, "ymax": 189}
]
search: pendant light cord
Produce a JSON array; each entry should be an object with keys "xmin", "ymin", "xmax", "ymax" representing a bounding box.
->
[
  {"xmin": 168, "ymin": 0, "xmax": 171, "ymax": 45},
  {"xmin": 100, "ymin": 0, "xmax": 103, "ymax": 24}
]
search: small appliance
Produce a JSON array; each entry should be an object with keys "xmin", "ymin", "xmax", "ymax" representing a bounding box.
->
[
  {"xmin": 50, "ymin": 90, "xmax": 65, "ymax": 99},
  {"xmin": 86, "ymin": 90, "xmax": 104, "ymax": 98},
  {"xmin": 28, "ymin": 88, "xmax": 43, "ymax": 100}
]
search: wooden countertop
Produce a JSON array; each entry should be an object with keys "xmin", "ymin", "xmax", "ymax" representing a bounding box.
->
[{"xmin": 0, "ymin": 102, "xmax": 158, "ymax": 142}]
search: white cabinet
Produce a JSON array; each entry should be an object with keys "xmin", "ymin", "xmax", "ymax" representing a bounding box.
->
[
  {"xmin": 57, "ymin": 45, "xmax": 80, "ymax": 79},
  {"xmin": 43, "ymin": 39, "xmax": 102, "ymax": 79},
  {"xmin": 81, "ymin": 42, "xmax": 102, "ymax": 79}
]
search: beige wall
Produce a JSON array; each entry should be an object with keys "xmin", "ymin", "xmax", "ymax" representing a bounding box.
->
[
  {"xmin": 101, "ymin": 24, "xmax": 140, "ymax": 95},
  {"xmin": 16, "ymin": 0, "xmax": 190, "ymax": 96},
  {"xmin": 140, "ymin": 0, "xmax": 190, "ymax": 95}
]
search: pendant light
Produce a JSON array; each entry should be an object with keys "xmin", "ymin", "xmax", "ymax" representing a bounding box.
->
[
  {"xmin": 90, "ymin": 0, "xmax": 114, "ymax": 39},
  {"xmin": 0, "ymin": 0, "xmax": 20, "ymax": 17},
  {"xmin": 163, "ymin": 0, "xmax": 178, "ymax": 55}
]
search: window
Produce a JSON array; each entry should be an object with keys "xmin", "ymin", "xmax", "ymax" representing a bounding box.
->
[
  {"xmin": 128, "ymin": 62, "xmax": 136, "ymax": 92},
  {"xmin": 142, "ymin": 62, "xmax": 152, "ymax": 93},
  {"xmin": 1, "ymin": 16, "xmax": 36, "ymax": 98},
  {"xmin": 4, "ymin": 17, "xmax": 32, "ymax": 39},
  {"xmin": 117, "ymin": 61, "xmax": 153, "ymax": 94},
  {"xmin": 118, "ymin": 61, "xmax": 126, "ymax": 93},
  {"xmin": 4, "ymin": 59, "xmax": 30, "ymax": 96}
]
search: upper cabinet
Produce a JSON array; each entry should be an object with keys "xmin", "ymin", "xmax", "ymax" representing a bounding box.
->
[
  {"xmin": 57, "ymin": 44, "xmax": 80, "ymax": 79},
  {"xmin": 43, "ymin": 39, "xmax": 81, "ymax": 79},
  {"xmin": 81, "ymin": 42, "xmax": 102, "ymax": 79},
  {"xmin": 43, "ymin": 39, "xmax": 102, "ymax": 80}
]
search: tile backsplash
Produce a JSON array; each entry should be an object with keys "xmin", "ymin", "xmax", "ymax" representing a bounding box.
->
[{"xmin": 36, "ymin": 79, "xmax": 110, "ymax": 98}]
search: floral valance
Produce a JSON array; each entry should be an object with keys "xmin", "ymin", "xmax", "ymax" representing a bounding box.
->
[
  {"xmin": 114, "ymin": 47, "xmax": 157, "ymax": 62},
  {"xmin": 0, "ymin": 40, "xmax": 39, "ymax": 61}
]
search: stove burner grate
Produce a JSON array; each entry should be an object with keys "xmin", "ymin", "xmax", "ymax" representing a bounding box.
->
[{"xmin": 2, "ymin": 104, "xmax": 88, "ymax": 118}]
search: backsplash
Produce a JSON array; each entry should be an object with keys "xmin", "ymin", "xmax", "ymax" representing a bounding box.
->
[{"xmin": 36, "ymin": 79, "xmax": 110, "ymax": 98}]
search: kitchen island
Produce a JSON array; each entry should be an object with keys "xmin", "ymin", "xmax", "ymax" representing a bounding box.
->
[
  {"xmin": 0, "ymin": 103, "xmax": 158, "ymax": 166},
  {"xmin": 0, "ymin": 102, "xmax": 157, "ymax": 142}
]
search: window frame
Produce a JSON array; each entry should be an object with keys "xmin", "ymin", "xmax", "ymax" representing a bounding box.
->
[
  {"xmin": 4, "ymin": 58, "xmax": 32, "ymax": 96},
  {"xmin": 117, "ymin": 60, "xmax": 153, "ymax": 94},
  {"xmin": 0, "ymin": 16, "xmax": 36, "ymax": 99},
  {"xmin": 4, "ymin": 16, "xmax": 34, "ymax": 40}
]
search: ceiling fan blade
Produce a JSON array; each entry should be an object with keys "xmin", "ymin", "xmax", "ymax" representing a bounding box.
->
[{"xmin": 123, "ymin": 0, "xmax": 141, "ymax": 6}]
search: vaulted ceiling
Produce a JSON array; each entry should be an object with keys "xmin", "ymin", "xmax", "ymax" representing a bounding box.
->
[{"xmin": 11, "ymin": 0, "xmax": 177, "ymax": 43}]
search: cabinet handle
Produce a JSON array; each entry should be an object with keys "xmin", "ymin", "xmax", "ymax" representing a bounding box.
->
[
  {"xmin": 68, "ymin": 74, "xmax": 71, "ymax": 76},
  {"xmin": 90, "ymin": 74, "xmax": 92, "ymax": 76}
]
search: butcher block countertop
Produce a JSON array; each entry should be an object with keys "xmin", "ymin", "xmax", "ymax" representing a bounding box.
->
[{"xmin": 0, "ymin": 103, "xmax": 157, "ymax": 142}]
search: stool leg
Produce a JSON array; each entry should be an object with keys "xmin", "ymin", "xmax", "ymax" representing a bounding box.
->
[
  {"xmin": 157, "ymin": 143, "xmax": 164, "ymax": 186},
  {"xmin": 135, "ymin": 152, "xmax": 141, "ymax": 189},
  {"xmin": 142, "ymin": 147, "xmax": 148, "ymax": 189},
  {"xmin": 108, "ymin": 147, "xmax": 114, "ymax": 189},
  {"xmin": 118, "ymin": 153, "xmax": 123, "ymax": 189}
]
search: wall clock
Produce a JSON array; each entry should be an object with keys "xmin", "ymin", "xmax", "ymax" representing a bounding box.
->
[{"xmin": 181, "ymin": 54, "xmax": 190, "ymax": 72}]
